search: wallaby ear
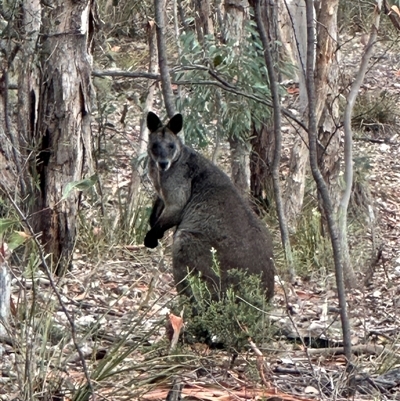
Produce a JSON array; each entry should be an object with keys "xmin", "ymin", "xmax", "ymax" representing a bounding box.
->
[
  {"xmin": 147, "ymin": 112, "xmax": 162, "ymax": 132},
  {"xmin": 167, "ymin": 114, "xmax": 183, "ymax": 135}
]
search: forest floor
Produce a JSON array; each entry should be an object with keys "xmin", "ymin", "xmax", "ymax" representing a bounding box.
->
[{"xmin": 1, "ymin": 31, "xmax": 400, "ymax": 401}]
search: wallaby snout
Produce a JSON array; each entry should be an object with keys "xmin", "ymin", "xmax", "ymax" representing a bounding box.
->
[{"xmin": 158, "ymin": 161, "xmax": 170, "ymax": 171}]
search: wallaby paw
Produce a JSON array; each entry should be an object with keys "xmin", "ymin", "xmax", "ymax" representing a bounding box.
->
[{"xmin": 144, "ymin": 232, "xmax": 159, "ymax": 249}]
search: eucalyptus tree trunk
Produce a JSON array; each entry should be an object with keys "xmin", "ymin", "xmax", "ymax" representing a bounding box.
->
[
  {"xmin": 305, "ymin": 0, "xmax": 352, "ymax": 363},
  {"xmin": 314, "ymin": 0, "xmax": 341, "ymax": 215},
  {"xmin": 250, "ymin": 124, "xmax": 274, "ymax": 209},
  {"xmin": 282, "ymin": 0, "xmax": 342, "ymax": 233},
  {"xmin": 0, "ymin": 0, "xmax": 34, "ymax": 197},
  {"xmin": 194, "ymin": 0, "xmax": 214, "ymax": 44},
  {"xmin": 16, "ymin": 0, "xmax": 41, "ymax": 198},
  {"xmin": 223, "ymin": 0, "xmax": 250, "ymax": 196},
  {"xmin": 281, "ymin": 0, "xmax": 309, "ymax": 233},
  {"xmin": 155, "ymin": 0, "xmax": 177, "ymax": 118},
  {"xmin": 253, "ymin": 0, "xmax": 295, "ymax": 280},
  {"xmin": 250, "ymin": 0, "xmax": 278, "ymax": 208},
  {"xmin": 32, "ymin": 0, "xmax": 96, "ymax": 275},
  {"xmin": 128, "ymin": 21, "xmax": 158, "ymax": 223},
  {"xmin": 1, "ymin": 0, "xmax": 96, "ymax": 276}
]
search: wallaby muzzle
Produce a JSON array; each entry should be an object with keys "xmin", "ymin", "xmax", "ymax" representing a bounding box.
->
[{"xmin": 157, "ymin": 161, "xmax": 170, "ymax": 171}]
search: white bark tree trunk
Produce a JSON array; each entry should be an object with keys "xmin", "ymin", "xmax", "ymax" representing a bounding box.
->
[
  {"xmin": 0, "ymin": 246, "xmax": 10, "ymax": 339},
  {"xmin": 281, "ymin": 0, "xmax": 309, "ymax": 232},
  {"xmin": 223, "ymin": 0, "xmax": 251, "ymax": 196},
  {"xmin": 314, "ymin": 0, "xmax": 341, "ymax": 215}
]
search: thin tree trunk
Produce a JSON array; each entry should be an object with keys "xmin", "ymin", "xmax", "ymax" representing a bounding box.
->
[
  {"xmin": 0, "ymin": 246, "xmax": 10, "ymax": 339},
  {"xmin": 16, "ymin": 0, "xmax": 41, "ymax": 199},
  {"xmin": 228, "ymin": 137, "xmax": 250, "ymax": 195},
  {"xmin": 340, "ymin": 0, "xmax": 382, "ymax": 288},
  {"xmin": 177, "ymin": 0, "xmax": 189, "ymax": 31},
  {"xmin": 223, "ymin": 0, "xmax": 250, "ymax": 195},
  {"xmin": 305, "ymin": 0, "xmax": 352, "ymax": 364},
  {"xmin": 154, "ymin": 0, "xmax": 176, "ymax": 118},
  {"xmin": 194, "ymin": 0, "xmax": 214, "ymax": 44},
  {"xmin": 281, "ymin": 0, "xmax": 309, "ymax": 232},
  {"xmin": 33, "ymin": 0, "xmax": 96, "ymax": 275},
  {"xmin": 253, "ymin": 0, "xmax": 295, "ymax": 280},
  {"xmin": 0, "ymin": 13, "xmax": 25, "ymax": 198},
  {"xmin": 250, "ymin": 124, "xmax": 274, "ymax": 209},
  {"xmin": 315, "ymin": 0, "xmax": 341, "ymax": 216},
  {"xmin": 127, "ymin": 22, "xmax": 158, "ymax": 222},
  {"xmin": 250, "ymin": 0, "xmax": 278, "ymax": 207}
]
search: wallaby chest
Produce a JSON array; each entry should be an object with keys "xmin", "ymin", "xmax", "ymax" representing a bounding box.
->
[{"xmin": 149, "ymin": 154, "xmax": 192, "ymax": 208}]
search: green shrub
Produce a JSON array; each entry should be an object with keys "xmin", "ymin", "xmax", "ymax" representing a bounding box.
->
[{"xmin": 181, "ymin": 251, "xmax": 273, "ymax": 353}]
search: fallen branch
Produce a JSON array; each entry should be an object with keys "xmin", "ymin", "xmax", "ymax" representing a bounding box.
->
[{"xmin": 306, "ymin": 343, "xmax": 400, "ymax": 359}]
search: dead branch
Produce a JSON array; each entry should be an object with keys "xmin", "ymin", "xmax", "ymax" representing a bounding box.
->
[{"xmin": 306, "ymin": 343, "xmax": 400, "ymax": 360}]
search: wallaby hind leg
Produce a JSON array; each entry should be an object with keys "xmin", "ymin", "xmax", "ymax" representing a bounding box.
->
[{"xmin": 172, "ymin": 230, "xmax": 220, "ymax": 300}]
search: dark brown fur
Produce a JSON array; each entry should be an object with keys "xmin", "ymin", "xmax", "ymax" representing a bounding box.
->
[{"xmin": 144, "ymin": 112, "xmax": 275, "ymax": 299}]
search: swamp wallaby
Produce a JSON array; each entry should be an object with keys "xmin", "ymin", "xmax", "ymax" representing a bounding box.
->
[{"xmin": 144, "ymin": 112, "xmax": 275, "ymax": 300}]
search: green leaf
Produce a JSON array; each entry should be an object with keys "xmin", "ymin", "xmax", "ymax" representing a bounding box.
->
[
  {"xmin": 213, "ymin": 54, "xmax": 224, "ymax": 68},
  {"xmin": 0, "ymin": 219, "xmax": 17, "ymax": 235},
  {"xmin": 62, "ymin": 174, "xmax": 98, "ymax": 200},
  {"xmin": 8, "ymin": 231, "xmax": 28, "ymax": 250}
]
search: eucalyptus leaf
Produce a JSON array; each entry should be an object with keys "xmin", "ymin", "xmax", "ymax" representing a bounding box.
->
[
  {"xmin": 62, "ymin": 174, "xmax": 98, "ymax": 200},
  {"xmin": 8, "ymin": 231, "xmax": 28, "ymax": 250},
  {"xmin": 0, "ymin": 219, "xmax": 17, "ymax": 235}
]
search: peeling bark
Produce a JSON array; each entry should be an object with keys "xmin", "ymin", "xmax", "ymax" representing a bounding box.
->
[
  {"xmin": 16, "ymin": 0, "xmax": 41, "ymax": 198},
  {"xmin": 32, "ymin": 0, "xmax": 96, "ymax": 275},
  {"xmin": 315, "ymin": 0, "xmax": 341, "ymax": 214}
]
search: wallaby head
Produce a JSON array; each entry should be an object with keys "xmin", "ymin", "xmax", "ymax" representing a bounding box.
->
[{"xmin": 147, "ymin": 112, "xmax": 183, "ymax": 172}]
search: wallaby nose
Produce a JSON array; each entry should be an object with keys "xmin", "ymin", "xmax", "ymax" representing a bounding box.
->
[{"xmin": 158, "ymin": 161, "xmax": 169, "ymax": 171}]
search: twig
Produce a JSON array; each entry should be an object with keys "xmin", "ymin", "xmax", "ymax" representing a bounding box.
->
[
  {"xmin": 92, "ymin": 70, "xmax": 160, "ymax": 79},
  {"xmin": 248, "ymin": 338, "xmax": 273, "ymax": 388},
  {"xmin": 165, "ymin": 377, "xmax": 183, "ymax": 401},
  {"xmin": 306, "ymin": 343, "xmax": 399, "ymax": 360}
]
